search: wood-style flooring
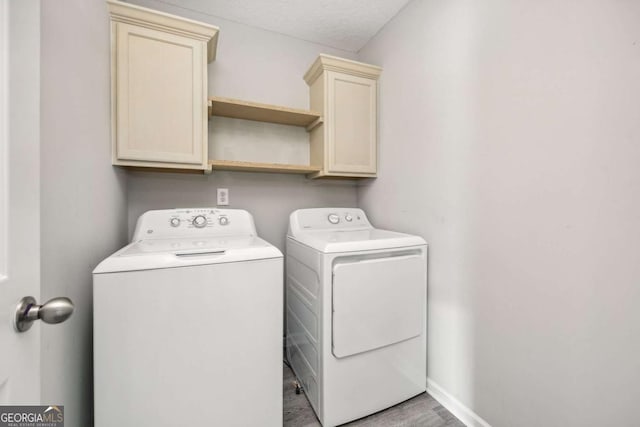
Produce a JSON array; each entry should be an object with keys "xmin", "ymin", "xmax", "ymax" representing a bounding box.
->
[{"xmin": 283, "ymin": 364, "xmax": 465, "ymax": 427}]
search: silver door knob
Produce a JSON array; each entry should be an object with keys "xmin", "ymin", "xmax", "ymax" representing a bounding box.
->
[{"xmin": 14, "ymin": 296, "xmax": 74, "ymax": 332}]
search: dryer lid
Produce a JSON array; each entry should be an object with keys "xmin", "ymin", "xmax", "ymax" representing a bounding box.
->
[
  {"xmin": 288, "ymin": 228, "xmax": 425, "ymax": 253},
  {"xmin": 287, "ymin": 208, "xmax": 425, "ymax": 253}
]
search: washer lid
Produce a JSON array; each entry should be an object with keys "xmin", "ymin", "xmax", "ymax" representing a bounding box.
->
[
  {"xmin": 93, "ymin": 236, "xmax": 282, "ymax": 274},
  {"xmin": 288, "ymin": 228, "xmax": 426, "ymax": 253}
]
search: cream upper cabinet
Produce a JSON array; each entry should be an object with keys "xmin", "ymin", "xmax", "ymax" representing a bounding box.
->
[
  {"xmin": 304, "ymin": 55, "xmax": 382, "ymax": 179},
  {"xmin": 108, "ymin": 1, "xmax": 218, "ymax": 171}
]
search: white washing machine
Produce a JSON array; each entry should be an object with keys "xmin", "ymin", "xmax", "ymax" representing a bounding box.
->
[
  {"xmin": 93, "ymin": 208, "xmax": 283, "ymax": 427},
  {"xmin": 286, "ymin": 208, "xmax": 427, "ymax": 427}
]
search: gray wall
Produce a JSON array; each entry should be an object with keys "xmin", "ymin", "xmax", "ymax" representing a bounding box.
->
[
  {"xmin": 358, "ymin": 0, "xmax": 640, "ymax": 426},
  {"xmin": 40, "ymin": 0, "xmax": 128, "ymax": 426},
  {"xmin": 125, "ymin": 0, "xmax": 359, "ymax": 251}
]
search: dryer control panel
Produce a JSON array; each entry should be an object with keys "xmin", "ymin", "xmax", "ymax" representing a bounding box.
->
[
  {"xmin": 131, "ymin": 208, "xmax": 257, "ymax": 241},
  {"xmin": 288, "ymin": 208, "xmax": 372, "ymax": 233}
]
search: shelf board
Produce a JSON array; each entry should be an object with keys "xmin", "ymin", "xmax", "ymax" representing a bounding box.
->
[
  {"xmin": 208, "ymin": 96, "xmax": 321, "ymax": 128},
  {"xmin": 208, "ymin": 160, "xmax": 321, "ymax": 174}
]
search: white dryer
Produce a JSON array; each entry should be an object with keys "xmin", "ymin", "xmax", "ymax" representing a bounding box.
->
[
  {"xmin": 93, "ymin": 208, "xmax": 283, "ymax": 427},
  {"xmin": 286, "ymin": 208, "xmax": 427, "ymax": 426}
]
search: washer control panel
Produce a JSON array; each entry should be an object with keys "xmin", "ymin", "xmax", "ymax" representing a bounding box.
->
[
  {"xmin": 132, "ymin": 208, "xmax": 253, "ymax": 241},
  {"xmin": 167, "ymin": 209, "xmax": 217, "ymax": 230}
]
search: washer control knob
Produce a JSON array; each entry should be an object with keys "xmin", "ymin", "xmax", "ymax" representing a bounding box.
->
[
  {"xmin": 328, "ymin": 213, "xmax": 340, "ymax": 224},
  {"xmin": 218, "ymin": 216, "xmax": 229, "ymax": 226},
  {"xmin": 345, "ymin": 214, "xmax": 353, "ymax": 222},
  {"xmin": 169, "ymin": 218, "xmax": 181, "ymax": 227},
  {"xmin": 192, "ymin": 215, "xmax": 207, "ymax": 228}
]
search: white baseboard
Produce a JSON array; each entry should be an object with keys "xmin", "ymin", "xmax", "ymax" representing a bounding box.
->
[{"xmin": 426, "ymin": 378, "xmax": 492, "ymax": 427}]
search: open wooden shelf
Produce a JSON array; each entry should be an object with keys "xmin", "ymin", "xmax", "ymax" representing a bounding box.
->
[
  {"xmin": 208, "ymin": 159, "xmax": 321, "ymax": 174},
  {"xmin": 207, "ymin": 98, "xmax": 323, "ymax": 175},
  {"xmin": 208, "ymin": 96, "xmax": 322, "ymax": 129}
]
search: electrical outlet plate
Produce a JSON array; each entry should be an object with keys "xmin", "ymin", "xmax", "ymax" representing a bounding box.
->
[{"xmin": 217, "ymin": 188, "xmax": 229, "ymax": 206}]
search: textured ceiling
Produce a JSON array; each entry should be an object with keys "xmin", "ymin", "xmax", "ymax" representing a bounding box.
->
[{"xmin": 153, "ymin": 0, "xmax": 411, "ymax": 52}]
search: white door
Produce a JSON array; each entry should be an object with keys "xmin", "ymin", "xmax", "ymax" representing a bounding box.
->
[
  {"xmin": 0, "ymin": 0, "xmax": 41, "ymax": 404},
  {"xmin": 332, "ymin": 254, "xmax": 425, "ymax": 358}
]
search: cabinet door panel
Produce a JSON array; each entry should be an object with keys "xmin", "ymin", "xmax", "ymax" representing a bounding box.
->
[
  {"xmin": 115, "ymin": 23, "xmax": 205, "ymax": 165},
  {"xmin": 328, "ymin": 72, "xmax": 377, "ymax": 174}
]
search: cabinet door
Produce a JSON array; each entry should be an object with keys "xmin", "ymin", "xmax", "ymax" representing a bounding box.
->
[
  {"xmin": 327, "ymin": 71, "xmax": 377, "ymax": 174},
  {"xmin": 115, "ymin": 23, "xmax": 206, "ymax": 166}
]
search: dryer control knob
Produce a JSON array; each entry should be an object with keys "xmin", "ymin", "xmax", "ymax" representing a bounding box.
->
[
  {"xmin": 345, "ymin": 214, "xmax": 353, "ymax": 222},
  {"xmin": 328, "ymin": 214, "xmax": 340, "ymax": 224},
  {"xmin": 219, "ymin": 216, "xmax": 229, "ymax": 226},
  {"xmin": 170, "ymin": 218, "xmax": 181, "ymax": 227},
  {"xmin": 192, "ymin": 215, "xmax": 207, "ymax": 228}
]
